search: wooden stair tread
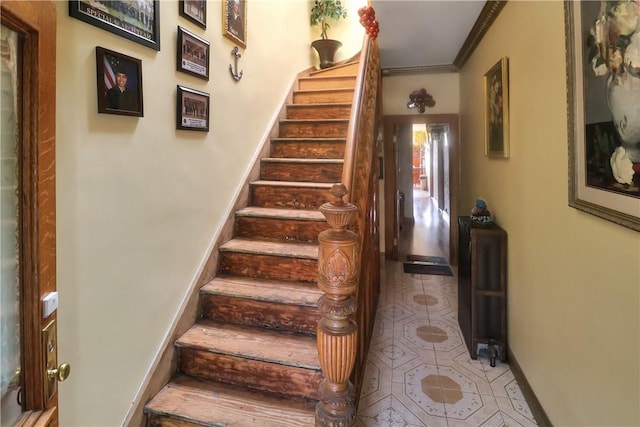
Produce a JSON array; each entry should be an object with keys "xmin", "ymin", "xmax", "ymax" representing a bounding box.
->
[
  {"xmin": 251, "ymin": 180, "xmax": 333, "ymax": 188},
  {"xmin": 236, "ymin": 207, "xmax": 325, "ymax": 221},
  {"xmin": 177, "ymin": 320, "xmax": 321, "ymax": 369},
  {"xmin": 300, "ymin": 75, "xmax": 356, "ymax": 81},
  {"xmin": 262, "ymin": 158, "xmax": 343, "ymax": 164},
  {"xmin": 280, "ymin": 118, "xmax": 349, "ymax": 124},
  {"xmin": 145, "ymin": 375, "xmax": 316, "ymax": 426},
  {"xmin": 288, "ymin": 102, "xmax": 352, "ymax": 108},
  {"xmin": 294, "ymin": 88, "xmax": 353, "ymax": 94},
  {"xmin": 220, "ymin": 238, "xmax": 318, "ymax": 259},
  {"xmin": 271, "ymin": 137, "xmax": 346, "ymax": 142},
  {"xmin": 310, "ymin": 61, "xmax": 359, "ymax": 76},
  {"xmin": 202, "ymin": 275, "xmax": 323, "ymax": 306}
]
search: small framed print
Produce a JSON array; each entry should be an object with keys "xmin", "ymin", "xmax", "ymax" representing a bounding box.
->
[
  {"xmin": 179, "ymin": 0, "xmax": 206, "ymax": 29},
  {"xmin": 96, "ymin": 46, "xmax": 143, "ymax": 117},
  {"xmin": 177, "ymin": 85, "xmax": 210, "ymax": 132},
  {"xmin": 177, "ymin": 26, "xmax": 210, "ymax": 80},
  {"xmin": 223, "ymin": 0, "xmax": 246, "ymax": 48},
  {"xmin": 484, "ymin": 57, "xmax": 509, "ymax": 158}
]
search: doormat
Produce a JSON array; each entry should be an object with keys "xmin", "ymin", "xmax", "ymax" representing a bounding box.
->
[
  {"xmin": 406, "ymin": 254, "xmax": 448, "ymax": 264},
  {"xmin": 403, "ymin": 262, "xmax": 453, "ymax": 276}
]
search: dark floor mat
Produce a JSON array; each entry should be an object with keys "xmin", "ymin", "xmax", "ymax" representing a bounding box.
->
[
  {"xmin": 406, "ymin": 254, "xmax": 448, "ymax": 264},
  {"xmin": 403, "ymin": 262, "xmax": 453, "ymax": 276}
]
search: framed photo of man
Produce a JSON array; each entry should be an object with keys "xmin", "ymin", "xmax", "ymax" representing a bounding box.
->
[
  {"xmin": 95, "ymin": 47, "xmax": 143, "ymax": 117},
  {"xmin": 223, "ymin": 0, "xmax": 246, "ymax": 48},
  {"xmin": 177, "ymin": 26, "xmax": 210, "ymax": 80}
]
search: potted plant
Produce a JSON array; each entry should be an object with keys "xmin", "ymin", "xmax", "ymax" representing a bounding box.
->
[{"xmin": 310, "ymin": 0, "xmax": 348, "ymax": 69}]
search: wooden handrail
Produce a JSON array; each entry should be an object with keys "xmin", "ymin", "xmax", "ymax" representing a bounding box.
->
[{"xmin": 316, "ymin": 35, "xmax": 381, "ymax": 426}]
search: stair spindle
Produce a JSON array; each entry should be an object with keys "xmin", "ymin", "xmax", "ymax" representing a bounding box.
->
[{"xmin": 315, "ymin": 182, "xmax": 359, "ymax": 427}]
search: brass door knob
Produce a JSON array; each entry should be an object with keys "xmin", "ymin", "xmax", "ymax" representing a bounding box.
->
[{"xmin": 47, "ymin": 363, "xmax": 71, "ymax": 382}]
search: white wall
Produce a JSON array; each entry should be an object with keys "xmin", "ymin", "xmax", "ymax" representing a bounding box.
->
[
  {"xmin": 54, "ymin": 0, "xmax": 350, "ymax": 425},
  {"xmin": 460, "ymin": 2, "xmax": 640, "ymax": 425}
]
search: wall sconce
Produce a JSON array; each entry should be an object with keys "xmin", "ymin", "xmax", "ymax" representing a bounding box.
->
[{"xmin": 407, "ymin": 88, "xmax": 435, "ymax": 113}]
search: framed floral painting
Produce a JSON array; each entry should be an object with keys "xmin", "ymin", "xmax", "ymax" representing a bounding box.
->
[
  {"xmin": 565, "ymin": 1, "xmax": 640, "ymax": 232},
  {"xmin": 484, "ymin": 57, "xmax": 509, "ymax": 158}
]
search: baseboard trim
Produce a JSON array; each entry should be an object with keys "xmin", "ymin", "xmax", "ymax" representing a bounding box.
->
[{"xmin": 507, "ymin": 346, "xmax": 553, "ymax": 427}]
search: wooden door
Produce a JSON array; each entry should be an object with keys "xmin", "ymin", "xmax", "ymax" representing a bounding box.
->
[{"xmin": 1, "ymin": 2, "xmax": 60, "ymax": 425}]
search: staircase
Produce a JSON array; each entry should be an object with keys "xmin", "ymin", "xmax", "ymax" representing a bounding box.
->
[{"xmin": 144, "ymin": 61, "xmax": 359, "ymax": 426}]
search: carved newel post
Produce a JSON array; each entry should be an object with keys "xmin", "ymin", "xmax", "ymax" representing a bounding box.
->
[{"xmin": 316, "ymin": 183, "xmax": 360, "ymax": 427}]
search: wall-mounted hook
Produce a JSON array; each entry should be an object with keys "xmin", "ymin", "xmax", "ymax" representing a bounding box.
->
[{"xmin": 229, "ymin": 47, "xmax": 243, "ymax": 81}]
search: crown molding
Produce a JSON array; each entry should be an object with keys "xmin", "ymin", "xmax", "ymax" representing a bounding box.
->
[
  {"xmin": 454, "ymin": 0, "xmax": 507, "ymax": 70},
  {"xmin": 381, "ymin": 64, "xmax": 459, "ymax": 77}
]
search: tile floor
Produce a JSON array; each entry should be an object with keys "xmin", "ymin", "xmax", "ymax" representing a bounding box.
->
[{"xmin": 355, "ymin": 190, "xmax": 537, "ymax": 427}]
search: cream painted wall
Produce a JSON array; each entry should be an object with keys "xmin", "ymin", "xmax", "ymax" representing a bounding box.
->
[
  {"xmin": 53, "ymin": 1, "xmax": 360, "ymax": 425},
  {"xmin": 382, "ymin": 73, "xmax": 460, "ymax": 116},
  {"xmin": 459, "ymin": 1, "xmax": 639, "ymax": 425}
]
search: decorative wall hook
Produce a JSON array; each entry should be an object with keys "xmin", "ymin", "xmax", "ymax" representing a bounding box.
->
[
  {"xmin": 407, "ymin": 88, "xmax": 435, "ymax": 113},
  {"xmin": 229, "ymin": 46, "xmax": 243, "ymax": 81}
]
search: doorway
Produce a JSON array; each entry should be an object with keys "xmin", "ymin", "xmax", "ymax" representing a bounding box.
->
[{"xmin": 382, "ymin": 114, "xmax": 459, "ymax": 265}]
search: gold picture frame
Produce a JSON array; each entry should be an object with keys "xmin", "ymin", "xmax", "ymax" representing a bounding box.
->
[
  {"xmin": 222, "ymin": 0, "xmax": 246, "ymax": 48},
  {"xmin": 564, "ymin": 1, "xmax": 640, "ymax": 232},
  {"xmin": 484, "ymin": 57, "xmax": 509, "ymax": 158}
]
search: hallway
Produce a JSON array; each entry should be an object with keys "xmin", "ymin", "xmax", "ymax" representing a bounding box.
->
[{"xmin": 356, "ymin": 190, "xmax": 537, "ymax": 426}]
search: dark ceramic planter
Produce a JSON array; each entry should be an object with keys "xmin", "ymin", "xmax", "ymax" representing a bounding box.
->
[{"xmin": 311, "ymin": 39, "xmax": 342, "ymax": 69}]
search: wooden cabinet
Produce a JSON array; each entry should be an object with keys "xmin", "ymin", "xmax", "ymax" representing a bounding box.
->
[{"xmin": 457, "ymin": 216, "xmax": 507, "ymax": 366}]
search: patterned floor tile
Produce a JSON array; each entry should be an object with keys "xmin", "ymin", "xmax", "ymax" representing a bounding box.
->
[
  {"xmin": 358, "ymin": 260, "xmax": 535, "ymax": 427},
  {"xmin": 496, "ymin": 397, "xmax": 537, "ymax": 426}
]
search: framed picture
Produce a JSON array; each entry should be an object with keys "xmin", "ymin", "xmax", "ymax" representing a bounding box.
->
[
  {"xmin": 179, "ymin": 0, "xmax": 207, "ymax": 29},
  {"xmin": 96, "ymin": 47, "xmax": 143, "ymax": 117},
  {"xmin": 177, "ymin": 26, "xmax": 210, "ymax": 80},
  {"xmin": 177, "ymin": 85, "xmax": 210, "ymax": 132},
  {"xmin": 565, "ymin": 1, "xmax": 640, "ymax": 232},
  {"xmin": 69, "ymin": 1, "xmax": 160, "ymax": 51},
  {"xmin": 484, "ymin": 57, "xmax": 509, "ymax": 158},
  {"xmin": 222, "ymin": 0, "xmax": 247, "ymax": 48}
]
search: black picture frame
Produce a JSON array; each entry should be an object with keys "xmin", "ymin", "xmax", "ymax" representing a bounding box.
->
[
  {"xmin": 177, "ymin": 85, "xmax": 210, "ymax": 132},
  {"xmin": 69, "ymin": 1, "xmax": 160, "ymax": 51},
  {"xmin": 223, "ymin": 0, "xmax": 247, "ymax": 49},
  {"xmin": 179, "ymin": 0, "xmax": 207, "ymax": 29},
  {"xmin": 484, "ymin": 57, "xmax": 509, "ymax": 158},
  {"xmin": 96, "ymin": 47, "xmax": 143, "ymax": 117},
  {"xmin": 177, "ymin": 26, "xmax": 210, "ymax": 80},
  {"xmin": 564, "ymin": 1, "xmax": 640, "ymax": 232}
]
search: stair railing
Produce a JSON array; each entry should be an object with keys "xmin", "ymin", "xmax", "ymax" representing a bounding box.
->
[{"xmin": 316, "ymin": 36, "xmax": 381, "ymax": 426}]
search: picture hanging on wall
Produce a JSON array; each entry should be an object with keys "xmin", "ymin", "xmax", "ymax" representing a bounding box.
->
[
  {"xmin": 95, "ymin": 46, "xmax": 144, "ymax": 117},
  {"xmin": 484, "ymin": 57, "xmax": 509, "ymax": 158},
  {"xmin": 223, "ymin": 0, "xmax": 247, "ymax": 48},
  {"xmin": 179, "ymin": 0, "xmax": 207, "ymax": 29},
  {"xmin": 565, "ymin": 1, "xmax": 640, "ymax": 232},
  {"xmin": 177, "ymin": 26, "xmax": 210, "ymax": 80},
  {"xmin": 69, "ymin": 1, "xmax": 160, "ymax": 51},
  {"xmin": 177, "ymin": 85, "xmax": 210, "ymax": 132}
]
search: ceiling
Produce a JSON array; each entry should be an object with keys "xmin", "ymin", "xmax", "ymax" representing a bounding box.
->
[{"xmin": 370, "ymin": 1, "xmax": 505, "ymax": 75}]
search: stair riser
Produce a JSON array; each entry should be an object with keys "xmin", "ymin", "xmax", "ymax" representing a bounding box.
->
[
  {"xmin": 270, "ymin": 140, "xmax": 346, "ymax": 159},
  {"xmin": 311, "ymin": 62, "xmax": 359, "ymax": 76},
  {"xmin": 178, "ymin": 348, "xmax": 322, "ymax": 400},
  {"xmin": 286, "ymin": 104, "xmax": 351, "ymax": 120},
  {"xmin": 250, "ymin": 185, "xmax": 331, "ymax": 210},
  {"xmin": 279, "ymin": 121, "xmax": 348, "ymax": 138},
  {"xmin": 261, "ymin": 162, "xmax": 342, "ymax": 183},
  {"xmin": 219, "ymin": 252, "xmax": 318, "ymax": 283},
  {"xmin": 236, "ymin": 216, "xmax": 327, "ymax": 243},
  {"xmin": 293, "ymin": 91, "xmax": 352, "ymax": 104},
  {"xmin": 298, "ymin": 77, "xmax": 356, "ymax": 90},
  {"xmin": 201, "ymin": 295, "xmax": 321, "ymax": 335},
  {"xmin": 146, "ymin": 415, "xmax": 203, "ymax": 427}
]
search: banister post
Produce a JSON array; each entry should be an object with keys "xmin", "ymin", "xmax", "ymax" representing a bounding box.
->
[{"xmin": 315, "ymin": 183, "xmax": 359, "ymax": 427}]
